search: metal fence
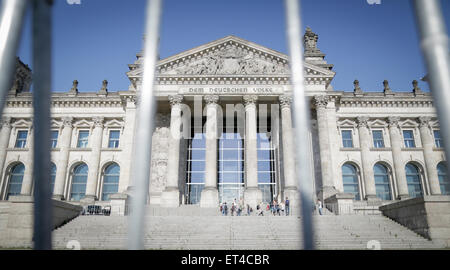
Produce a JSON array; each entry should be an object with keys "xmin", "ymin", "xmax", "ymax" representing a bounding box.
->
[{"xmin": 0, "ymin": 0, "xmax": 448, "ymax": 250}]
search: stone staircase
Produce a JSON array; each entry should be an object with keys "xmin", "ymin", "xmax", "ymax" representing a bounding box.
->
[{"xmin": 51, "ymin": 207, "xmax": 445, "ymax": 250}]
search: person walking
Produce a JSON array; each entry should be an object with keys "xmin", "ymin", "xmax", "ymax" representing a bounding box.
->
[
  {"xmin": 246, "ymin": 203, "xmax": 251, "ymax": 216},
  {"xmin": 223, "ymin": 202, "xmax": 228, "ymax": 216},
  {"xmin": 317, "ymin": 199, "xmax": 323, "ymax": 216},
  {"xmin": 285, "ymin": 197, "xmax": 290, "ymax": 216}
]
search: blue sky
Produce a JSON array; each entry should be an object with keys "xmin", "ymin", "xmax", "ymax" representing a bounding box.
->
[{"xmin": 16, "ymin": 0, "xmax": 450, "ymax": 93}]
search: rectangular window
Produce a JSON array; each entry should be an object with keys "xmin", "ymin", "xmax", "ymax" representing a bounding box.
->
[
  {"xmin": 51, "ymin": 130, "xmax": 58, "ymax": 148},
  {"xmin": 372, "ymin": 130, "xmax": 385, "ymax": 148},
  {"xmin": 15, "ymin": 130, "xmax": 28, "ymax": 148},
  {"xmin": 342, "ymin": 130, "xmax": 353, "ymax": 148},
  {"xmin": 108, "ymin": 130, "xmax": 120, "ymax": 148},
  {"xmin": 403, "ymin": 130, "xmax": 416, "ymax": 148},
  {"xmin": 434, "ymin": 130, "xmax": 442, "ymax": 148},
  {"xmin": 77, "ymin": 130, "xmax": 89, "ymax": 148}
]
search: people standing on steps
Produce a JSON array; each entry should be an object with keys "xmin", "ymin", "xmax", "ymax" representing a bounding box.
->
[
  {"xmin": 317, "ymin": 199, "xmax": 323, "ymax": 215},
  {"xmin": 223, "ymin": 202, "xmax": 228, "ymax": 216},
  {"xmin": 285, "ymin": 197, "xmax": 290, "ymax": 216}
]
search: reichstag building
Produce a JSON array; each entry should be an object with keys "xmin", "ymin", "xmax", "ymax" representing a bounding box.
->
[{"xmin": 1, "ymin": 28, "xmax": 449, "ymax": 212}]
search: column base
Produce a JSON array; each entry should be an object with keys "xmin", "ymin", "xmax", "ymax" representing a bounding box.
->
[
  {"xmin": 80, "ymin": 195, "xmax": 96, "ymax": 205},
  {"xmin": 318, "ymin": 186, "xmax": 338, "ymax": 201},
  {"xmin": 160, "ymin": 187, "xmax": 181, "ymax": 207},
  {"xmin": 200, "ymin": 187, "xmax": 219, "ymax": 208},
  {"xmin": 244, "ymin": 187, "xmax": 262, "ymax": 209},
  {"xmin": 52, "ymin": 195, "xmax": 64, "ymax": 201},
  {"xmin": 398, "ymin": 194, "xmax": 410, "ymax": 200}
]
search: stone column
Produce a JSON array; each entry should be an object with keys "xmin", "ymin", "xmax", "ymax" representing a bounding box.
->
[
  {"xmin": 161, "ymin": 95, "xmax": 183, "ymax": 207},
  {"xmin": 53, "ymin": 117, "xmax": 73, "ymax": 200},
  {"xmin": 314, "ymin": 95, "xmax": 336, "ymax": 200},
  {"xmin": 243, "ymin": 95, "xmax": 262, "ymax": 208},
  {"xmin": 200, "ymin": 95, "xmax": 219, "ymax": 207},
  {"xmin": 418, "ymin": 117, "xmax": 441, "ymax": 195},
  {"xmin": 83, "ymin": 117, "xmax": 104, "ymax": 202},
  {"xmin": 388, "ymin": 116, "xmax": 409, "ymax": 199},
  {"xmin": 0, "ymin": 117, "xmax": 12, "ymax": 198},
  {"xmin": 21, "ymin": 124, "xmax": 33, "ymax": 196},
  {"xmin": 279, "ymin": 96, "xmax": 298, "ymax": 201},
  {"xmin": 357, "ymin": 116, "xmax": 378, "ymax": 200}
]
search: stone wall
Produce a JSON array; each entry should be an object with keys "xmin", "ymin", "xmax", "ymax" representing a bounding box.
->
[
  {"xmin": 380, "ymin": 195, "xmax": 450, "ymax": 247},
  {"xmin": 0, "ymin": 196, "xmax": 82, "ymax": 248}
]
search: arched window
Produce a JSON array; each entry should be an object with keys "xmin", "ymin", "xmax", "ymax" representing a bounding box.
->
[
  {"xmin": 70, "ymin": 163, "xmax": 88, "ymax": 201},
  {"xmin": 6, "ymin": 163, "xmax": 25, "ymax": 200},
  {"xmin": 50, "ymin": 163, "xmax": 56, "ymax": 194},
  {"xmin": 102, "ymin": 163, "xmax": 120, "ymax": 201},
  {"xmin": 405, "ymin": 163, "xmax": 423, "ymax": 198},
  {"xmin": 342, "ymin": 163, "xmax": 360, "ymax": 200},
  {"xmin": 374, "ymin": 163, "xmax": 392, "ymax": 200},
  {"xmin": 437, "ymin": 162, "xmax": 450, "ymax": 195}
]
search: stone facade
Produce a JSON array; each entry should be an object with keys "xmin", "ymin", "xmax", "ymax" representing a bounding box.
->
[{"xmin": 0, "ymin": 30, "xmax": 448, "ymax": 213}]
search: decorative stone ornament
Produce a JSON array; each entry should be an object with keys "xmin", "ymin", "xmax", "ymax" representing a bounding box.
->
[
  {"xmin": 62, "ymin": 117, "xmax": 74, "ymax": 127},
  {"xmin": 243, "ymin": 95, "xmax": 258, "ymax": 106},
  {"xmin": 168, "ymin": 95, "xmax": 183, "ymax": 106},
  {"xmin": 383, "ymin": 80, "xmax": 394, "ymax": 95},
  {"xmin": 204, "ymin": 95, "xmax": 219, "ymax": 105},
  {"xmin": 357, "ymin": 116, "xmax": 369, "ymax": 128},
  {"xmin": 279, "ymin": 95, "xmax": 293, "ymax": 109},
  {"xmin": 304, "ymin": 27, "xmax": 321, "ymax": 54},
  {"xmin": 93, "ymin": 116, "xmax": 105, "ymax": 128},
  {"xmin": 0, "ymin": 117, "xmax": 12, "ymax": 129},
  {"xmin": 353, "ymin": 80, "xmax": 363, "ymax": 94},
  {"xmin": 314, "ymin": 95, "xmax": 329, "ymax": 108},
  {"xmin": 387, "ymin": 116, "xmax": 400, "ymax": 128},
  {"xmin": 98, "ymin": 80, "xmax": 108, "ymax": 96},
  {"xmin": 418, "ymin": 116, "xmax": 431, "ymax": 128},
  {"xmin": 69, "ymin": 80, "xmax": 79, "ymax": 95},
  {"xmin": 413, "ymin": 80, "xmax": 424, "ymax": 96}
]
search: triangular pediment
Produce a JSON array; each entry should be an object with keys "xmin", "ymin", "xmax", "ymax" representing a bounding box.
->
[
  {"xmin": 337, "ymin": 119, "xmax": 357, "ymax": 127},
  {"xmin": 399, "ymin": 119, "xmax": 419, "ymax": 128},
  {"xmin": 368, "ymin": 119, "xmax": 387, "ymax": 128},
  {"xmin": 127, "ymin": 35, "xmax": 335, "ymax": 85}
]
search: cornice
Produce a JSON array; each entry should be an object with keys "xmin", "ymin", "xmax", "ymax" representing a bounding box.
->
[{"xmin": 4, "ymin": 92, "xmax": 134, "ymax": 108}]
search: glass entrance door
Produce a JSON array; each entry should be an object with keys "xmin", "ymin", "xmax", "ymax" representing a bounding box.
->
[{"xmin": 218, "ymin": 132, "xmax": 244, "ymax": 204}]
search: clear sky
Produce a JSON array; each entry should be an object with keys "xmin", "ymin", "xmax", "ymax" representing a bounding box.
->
[{"xmin": 16, "ymin": 0, "xmax": 450, "ymax": 93}]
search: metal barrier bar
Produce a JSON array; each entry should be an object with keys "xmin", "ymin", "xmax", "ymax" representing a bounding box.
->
[
  {"xmin": 412, "ymin": 0, "xmax": 450, "ymax": 179},
  {"xmin": 128, "ymin": 0, "xmax": 162, "ymax": 250},
  {"xmin": 32, "ymin": 0, "xmax": 53, "ymax": 250},
  {"xmin": 284, "ymin": 0, "xmax": 315, "ymax": 250},
  {"xmin": 0, "ymin": 0, "xmax": 28, "ymax": 120}
]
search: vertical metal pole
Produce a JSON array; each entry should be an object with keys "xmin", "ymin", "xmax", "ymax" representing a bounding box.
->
[
  {"xmin": 413, "ymin": 0, "xmax": 450, "ymax": 179},
  {"xmin": 32, "ymin": 0, "xmax": 53, "ymax": 250},
  {"xmin": 128, "ymin": 0, "xmax": 162, "ymax": 250},
  {"xmin": 0, "ymin": 0, "xmax": 28, "ymax": 119},
  {"xmin": 284, "ymin": 0, "xmax": 315, "ymax": 250}
]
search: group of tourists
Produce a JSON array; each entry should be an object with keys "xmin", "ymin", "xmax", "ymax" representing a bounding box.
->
[
  {"xmin": 220, "ymin": 198, "xmax": 249, "ymax": 216},
  {"xmin": 219, "ymin": 197, "xmax": 291, "ymax": 216}
]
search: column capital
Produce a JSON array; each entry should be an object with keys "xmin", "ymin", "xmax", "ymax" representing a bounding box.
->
[
  {"xmin": 387, "ymin": 116, "xmax": 400, "ymax": 128},
  {"xmin": 93, "ymin": 116, "xmax": 105, "ymax": 128},
  {"xmin": 0, "ymin": 117, "xmax": 12, "ymax": 129},
  {"xmin": 418, "ymin": 116, "xmax": 431, "ymax": 128},
  {"xmin": 243, "ymin": 95, "xmax": 258, "ymax": 107},
  {"xmin": 357, "ymin": 116, "xmax": 369, "ymax": 128},
  {"xmin": 204, "ymin": 95, "xmax": 219, "ymax": 105},
  {"xmin": 279, "ymin": 95, "xmax": 292, "ymax": 109},
  {"xmin": 168, "ymin": 94, "xmax": 183, "ymax": 107},
  {"xmin": 314, "ymin": 95, "xmax": 329, "ymax": 108},
  {"xmin": 62, "ymin": 116, "xmax": 74, "ymax": 127}
]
